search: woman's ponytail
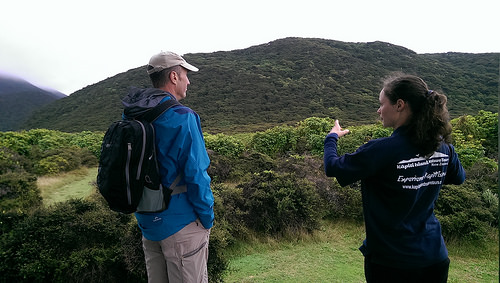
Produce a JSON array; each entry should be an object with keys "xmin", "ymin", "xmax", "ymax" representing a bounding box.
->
[{"xmin": 383, "ymin": 74, "xmax": 452, "ymax": 156}]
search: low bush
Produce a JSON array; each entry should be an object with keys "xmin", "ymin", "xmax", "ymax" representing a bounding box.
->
[
  {"xmin": 436, "ymin": 183, "xmax": 498, "ymax": 241},
  {"xmin": 0, "ymin": 198, "xmax": 134, "ymax": 283},
  {"xmin": 0, "ymin": 171, "xmax": 41, "ymax": 214},
  {"xmin": 34, "ymin": 147, "xmax": 97, "ymax": 175},
  {"xmin": 69, "ymin": 131, "xmax": 104, "ymax": 158},
  {"xmin": 324, "ymin": 181, "xmax": 363, "ymax": 221},
  {"xmin": 250, "ymin": 125, "xmax": 298, "ymax": 156},
  {"xmin": 295, "ymin": 117, "xmax": 335, "ymax": 155},
  {"xmin": 208, "ymin": 150, "xmax": 275, "ymax": 183},
  {"xmin": 336, "ymin": 122, "xmax": 392, "ymax": 155},
  {"xmin": 0, "ymin": 147, "xmax": 30, "ymax": 174},
  {"xmin": 239, "ymin": 170, "xmax": 323, "ymax": 235},
  {"xmin": 0, "ymin": 191, "xmax": 230, "ymax": 283},
  {"xmin": 205, "ymin": 133, "xmax": 245, "ymax": 157}
]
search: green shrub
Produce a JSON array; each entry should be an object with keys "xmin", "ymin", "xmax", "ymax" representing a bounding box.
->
[
  {"xmin": 0, "ymin": 131, "xmax": 31, "ymax": 155},
  {"xmin": 205, "ymin": 133, "xmax": 245, "ymax": 157},
  {"xmin": 451, "ymin": 129, "xmax": 486, "ymax": 168},
  {"xmin": 212, "ymin": 183, "xmax": 248, "ymax": 240},
  {"xmin": 451, "ymin": 111, "xmax": 498, "ymax": 159},
  {"xmin": 295, "ymin": 117, "xmax": 335, "ymax": 155},
  {"xmin": 206, "ymin": 210, "xmax": 231, "ymax": 282},
  {"xmin": 250, "ymin": 125, "xmax": 298, "ymax": 156},
  {"xmin": 0, "ymin": 171, "xmax": 41, "ymax": 213},
  {"xmin": 207, "ymin": 150, "xmax": 234, "ymax": 183},
  {"xmin": 336, "ymin": 123, "xmax": 392, "ymax": 155},
  {"xmin": 239, "ymin": 170, "xmax": 323, "ymax": 235},
  {"xmin": 208, "ymin": 150, "xmax": 276, "ymax": 183},
  {"xmin": 436, "ymin": 183, "xmax": 496, "ymax": 241},
  {"xmin": 35, "ymin": 155, "xmax": 71, "ymax": 175},
  {"xmin": 0, "ymin": 147, "xmax": 30, "ymax": 174},
  {"xmin": 0, "ymin": 198, "xmax": 135, "ymax": 283},
  {"xmin": 26, "ymin": 129, "xmax": 72, "ymax": 152},
  {"xmin": 0, "ymin": 189, "xmax": 230, "ymax": 283},
  {"xmin": 34, "ymin": 147, "xmax": 97, "ymax": 175},
  {"xmin": 69, "ymin": 131, "xmax": 105, "ymax": 158},
  {"xmin": 323, "ymin": 181, "xmax": 363, "ymax": 221}
]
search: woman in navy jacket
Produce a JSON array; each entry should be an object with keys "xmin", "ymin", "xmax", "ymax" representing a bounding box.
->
[{"xmin": 324, "ymin": 74, "xmax": 465, "ymax": 283}]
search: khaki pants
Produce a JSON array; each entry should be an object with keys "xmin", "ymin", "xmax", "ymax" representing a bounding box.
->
[{"xmin": 142, "ymin": 220, "xmax": 210, "ymax": 283}]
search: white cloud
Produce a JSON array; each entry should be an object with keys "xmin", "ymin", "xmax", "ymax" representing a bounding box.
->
[{"xmin": 0, "ymin": 0, "xmax": 498, "ymax": 94}]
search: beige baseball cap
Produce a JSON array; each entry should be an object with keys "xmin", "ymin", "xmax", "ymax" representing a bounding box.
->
[{"xmin": 147, "ymin": 51, "xmax": 199, "ymax": 74}]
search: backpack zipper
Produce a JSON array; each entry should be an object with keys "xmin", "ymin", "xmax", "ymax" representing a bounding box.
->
[
  {"xmin": 136, "ymin": 120, "xmax": 147, "ymax": 180},
  {"xmin": 126, "ymin": 142, "xmax": 132, "ymax": 205}
]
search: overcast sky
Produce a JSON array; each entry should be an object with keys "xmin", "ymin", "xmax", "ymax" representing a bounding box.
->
[{"xmin": 1, "ymin": 0, "xmax": 498, "ymax": 95}]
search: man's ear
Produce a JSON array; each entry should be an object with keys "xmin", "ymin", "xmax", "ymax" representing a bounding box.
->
[{"xmin": 169, "ymin": 71, "xmax": 178, "ymax": 84}]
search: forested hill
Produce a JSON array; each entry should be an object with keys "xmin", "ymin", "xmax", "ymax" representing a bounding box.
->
[
  {"xmin": 0, "ymin": 75, "xmax": 66, "ymax": 131},
  {"xmin": 21, "ymin": 37, "xmax": 499, "ymax": 133}
]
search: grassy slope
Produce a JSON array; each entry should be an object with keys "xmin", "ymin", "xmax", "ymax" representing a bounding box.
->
[
  {"xmin": 37, "ymin": 167, "xmax": 97, "ymax": 206},
  {"xmin": 224, "ymin": 221, "xmax": 499, "ymax": 283}
]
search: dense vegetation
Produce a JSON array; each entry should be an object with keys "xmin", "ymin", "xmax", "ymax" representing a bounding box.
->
[
  {"xmin": 0, "ymin": 110, "xmax": 497, "ymax": 282},
  {"xmin": 20, "ymin": 38, "xmax": 499, "ymax": 133},
  {"xmin": 0, "ymin": 75, "xmax": 65, "ymax": 131}
]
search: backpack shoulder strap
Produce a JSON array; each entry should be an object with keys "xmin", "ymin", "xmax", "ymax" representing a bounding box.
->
[
  {"xmin": 170, "ymin": 173, "xmax": 187, "ymax": 195},
  {"xmin": 141, "ymin": 98, "xmax": 180, "ymax": 122}
]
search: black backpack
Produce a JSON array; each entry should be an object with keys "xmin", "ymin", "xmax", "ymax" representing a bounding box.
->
[{"xmin": 97, "ymin": 99, "xmax": 179, "ymax": 214}]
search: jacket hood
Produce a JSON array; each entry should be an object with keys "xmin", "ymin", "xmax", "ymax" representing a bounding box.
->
[{"xmin": 122, "ymin": 87, "xmax": 175, "ymax": 118}]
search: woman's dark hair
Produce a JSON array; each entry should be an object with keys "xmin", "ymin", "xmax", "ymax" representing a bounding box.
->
[
  {"xmin": 383, "ymin": 73, "xmax": 452, "ymax": 156},
  {"xmin": 148, "ymin": 65, "xmax": 182, "ymax": 88}
]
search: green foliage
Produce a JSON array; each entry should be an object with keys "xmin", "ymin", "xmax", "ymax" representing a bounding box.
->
[
  {"xmin": 212, "ymin": 183, "xmax": 248, "ymax": 240},
  {"xmin": 33, "ymin": 147, "xmax": 97, "ymax": 175},
  {"xmin": 451, "ymin": 129, "xmax": 485, "ymax": 168},
  {"xmin": 436, "ymin": 184, "xmax": 491, "ymax": 241},
  {"xmin": 0, "ymin": 146, "xmax": 30, "ymax": 174},
  {"xmin": 451, "ymin": 111, "xmax": 498, "ymax": 159},
  {"xmin": 0, "ymin": 192, "xmax": 229, "ymax": 283},
  {"xmin": 336, "ymin": 122, "xmax": 392, "ymax": 155},
  {"xmin": 435, "ymin": 158, "xmax": 498, "ymax": 241},
  {"xmin": 239, "ymin": 170, "xmax": 323, "ymax": 235},
  {"xmin": 250, "ymin": 125, "xmax": 298, "ymax": 156},
  {"xmin": 69, "ymin": 131, "xmax": 105, "ymax": 158},
  {"xmin": 0, "ymin": 198, "xmax": 137, "ymax": 283},
  {"xmin": 25, "ymin": 128, "xmax": 72, "ymax": 151},
  {"xmin": 207, "ymin": 183, "xmax": 242, "ymax": 282},
  {"xmin": 0, "ymin": 110, "xmax": 497, "ymax": 282},
  {"xmin": 323, "ymin": 181, "xmax": 364, "ymax": 221},
  {"xmin": 205, "ymin": 133, "xmax": 245, "ymax": 157},
  {"xmin": 208, "ymin": 150, "xmax": 276, "ymax": 183},
  {"xmin": 0, "ymin": 171, "xmax": 41, "ymax": 214},
  {"xmin": 295, "ymin": 117, "xmax": 335, "ymax": 155},
  {"xmin": 0, "ymin": 131, "xmax": 32, "ymax": 155},
  {"xmin": 472, "ymin": 110, "xmax": 498, "ymax": 158},
  {"xmin": 0, "ymin": 129, "xmax": 99, "ymax": 176}
]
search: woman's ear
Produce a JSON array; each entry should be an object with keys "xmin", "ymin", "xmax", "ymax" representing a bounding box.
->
[{"xmin": 396, "ymin": 99, "xmax": 406, "ymax": 112}]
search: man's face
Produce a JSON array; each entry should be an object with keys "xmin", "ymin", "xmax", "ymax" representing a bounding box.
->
[{"xmin": 174, "ymin": 67, "xmax": 190, "ymax": 100}]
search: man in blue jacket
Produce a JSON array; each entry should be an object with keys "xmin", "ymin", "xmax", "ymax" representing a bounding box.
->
[{"xmin": 122, "ymin": 51, "xmax": 214, "ymax": 283}]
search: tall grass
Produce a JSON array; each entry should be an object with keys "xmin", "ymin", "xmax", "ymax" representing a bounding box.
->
[{"xmin": 37, "ymin": 167, "xmax": 97, "ymax": 205}]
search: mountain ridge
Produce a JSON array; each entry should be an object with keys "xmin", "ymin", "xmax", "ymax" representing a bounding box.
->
[
  {"xmin": 14, "ymin": 37, "xmax": 500, "ymax": 133},
  {"xmin": 0, "ymin": 74, "xmax": 66, "ymax": 131}
]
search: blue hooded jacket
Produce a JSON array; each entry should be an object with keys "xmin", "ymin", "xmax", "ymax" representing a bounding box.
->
[
  {"xmin": 122, "ymin": 87, "xmax": 214, "ymax": 241},
  {"xmin": 324, "ymin": 126, "xmax": 465, "ymax": 268}
]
